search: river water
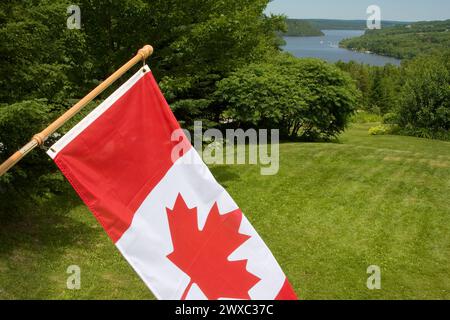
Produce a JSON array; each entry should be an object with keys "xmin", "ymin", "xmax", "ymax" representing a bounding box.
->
[{"xmin": 283, "ymin": 30, "xmax": 401, "ymax": 66}]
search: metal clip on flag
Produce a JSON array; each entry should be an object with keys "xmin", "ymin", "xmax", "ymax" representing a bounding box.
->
[{"xmin": 0, "ymin": 46, "xmax": 297, "ymax": 300}]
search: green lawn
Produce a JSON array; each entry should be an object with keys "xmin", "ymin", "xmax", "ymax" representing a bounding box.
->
[{"xmin": 1, "ymin": 123, "xmax": 450, "ymax": 299}]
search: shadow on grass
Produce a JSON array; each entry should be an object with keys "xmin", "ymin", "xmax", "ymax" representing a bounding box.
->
[
  {"xmin": 0, "ymin": 186, "xmax": 97, "ymax": 256},
  {"xmin": 210, "ymin": 165, "xmax": 241, "ymax": 187},
  {"xmin": 279, "ymin": 136, "xmax": 344, "ymax": 145}
]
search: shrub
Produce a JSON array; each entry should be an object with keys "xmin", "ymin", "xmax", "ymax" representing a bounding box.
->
[
  {"xmin": 368, "ymin": 124, "xmax": 392, "ymax": 136},
  {"xmin": 396, "ymin": 126, "xmax": 450, "ymax": 141},
  {"xmin": 215, "ymin": 54, "xmax": 360, "ymax": 140},
  {"xmin": 382, "ymin": 112, "xmax": 398, "ymax": 125},
  {"xmin": 351, "ymin": 111, "xmax": 382, "ymax": 124},
  {"xmin": 397, "ymin": 53, "xmax": 450, "ymax": 140},
  {"xmin": 0, "ymin": 100, "xmax": 64, "ymax": 210}
]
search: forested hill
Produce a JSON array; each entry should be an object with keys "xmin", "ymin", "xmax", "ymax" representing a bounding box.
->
[
  {"xmin": 340, "ymin": 20, "xmax": 450, "ymax": 59},
  {"xmin": 284, "ymin": 19, "xmax": 324, "ymax": 36},
  {"xmin": 305, "ymin": 19, "xmax": 409, "ymax": 30},
  {"xmin": 282, "ymin": 19, "xmax": 410, "ymax": 36}
]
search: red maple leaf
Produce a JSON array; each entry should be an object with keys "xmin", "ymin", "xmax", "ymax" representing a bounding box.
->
[{"xmin": 166, "ymin": 193, "xmax": 261, "ymax": 300}]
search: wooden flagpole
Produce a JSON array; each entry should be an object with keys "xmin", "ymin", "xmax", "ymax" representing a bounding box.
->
[{"xmin": 0, "ymin": 45, "xmax": 154, "ymax": 177}]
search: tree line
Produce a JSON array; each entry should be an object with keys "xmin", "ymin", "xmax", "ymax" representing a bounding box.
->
[
  {"xmin": 283, "ymin": 19, "xmax": 324, "ymax": 37},
  {"xmin": 340, "ymin": 20, "xmax": 450, "ymax": 59},
  {"xmin": 336, "ymin": 51, "xmax": 450, "ymax": 140}
]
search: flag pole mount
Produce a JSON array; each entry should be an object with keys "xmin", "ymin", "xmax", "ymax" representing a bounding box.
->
[{"xmin": 0, "ymin": 45, "xmax": 154, "ymax": 177}]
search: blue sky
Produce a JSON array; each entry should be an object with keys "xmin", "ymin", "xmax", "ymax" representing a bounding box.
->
[{"xmin": 265, "ymin": 0, "xmax": 450, "ymax": 21}]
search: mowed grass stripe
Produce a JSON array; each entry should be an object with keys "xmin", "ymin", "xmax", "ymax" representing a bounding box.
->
[{"xmin": 0, "ymin": 124, "xmax": 449, "ymax": 299}]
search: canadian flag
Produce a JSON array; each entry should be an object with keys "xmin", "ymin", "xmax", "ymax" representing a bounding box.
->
[{"xmin": 48, "ymin": 65, "xmax": 297, "ymax": 300}]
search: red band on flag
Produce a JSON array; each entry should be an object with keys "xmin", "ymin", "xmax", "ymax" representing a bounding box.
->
[{"xmin": 54, "ymin": 71, "xmax": 190, "ymax": 243}]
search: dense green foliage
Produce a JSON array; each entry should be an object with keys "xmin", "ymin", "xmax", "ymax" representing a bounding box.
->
[
  {"xmin": 0, "ymin": 0, "xmax": 285, "ymax": 204},
  {"xmin": 337, "ymin": 52, "xmax": 450, "ymax": 141},
  {"xmin": 216, "ymin": 54, "xmax": 359, "ymax": 140},
  {"xmin": 0, "ymin": 0, "xmax": 285, "ymax": 121},
  {"xmin": 341, "ymin": 20, "xmax": 450, "ymax": 59},
  {"xmin": 336, "ymin": 61, "xmax": 402, "ymax": 115},
  {"xmin": 283, "ymin": 19, "xmax": 324, "ymax": 37},
  {"xmin": 0, "ymin": 100, "xmax": 66, "ymax": 212},
  {"xmin": 397, "ymin": 53, "xmax": 450, "ymax": 140},
  {"xmin": 0, "ymin": 1, "xmax": 87, "ymax": 104}
]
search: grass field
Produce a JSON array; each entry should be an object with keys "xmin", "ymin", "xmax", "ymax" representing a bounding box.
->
[{"xmin": 1, "ymin": 123, "xmax": 450, "ymax": 300}]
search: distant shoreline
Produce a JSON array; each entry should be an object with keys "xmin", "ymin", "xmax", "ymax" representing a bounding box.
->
[{"xmin": 282, "ymin": 30, "xmax": 402, "ymax": 66}]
